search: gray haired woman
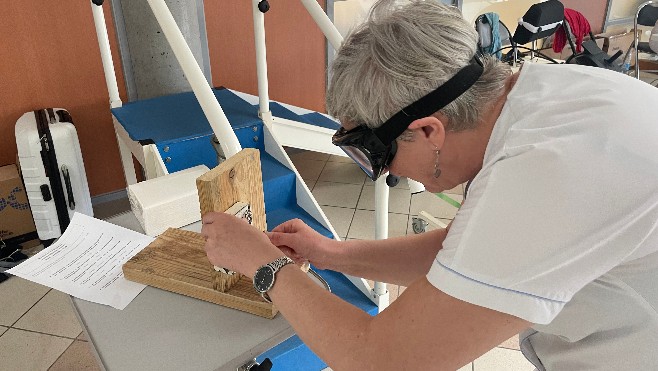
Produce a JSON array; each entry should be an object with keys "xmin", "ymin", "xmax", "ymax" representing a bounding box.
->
[{"xmin": 202, "ymin": 1, "xmax": 658, "ymax": 369}]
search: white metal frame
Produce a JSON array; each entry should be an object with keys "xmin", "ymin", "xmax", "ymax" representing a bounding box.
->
[
  {"xmin": 91, "ymin": 0, "xmax": 390, "ymax": 309},
  {"xmin": 634, "ymin": 1, "xmax": 658, "ymax": 79}
]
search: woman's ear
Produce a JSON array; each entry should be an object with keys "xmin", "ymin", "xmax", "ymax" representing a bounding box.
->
[{"xmin": 408, "ymin": 116, "xmax": 446, "ymax": 148}]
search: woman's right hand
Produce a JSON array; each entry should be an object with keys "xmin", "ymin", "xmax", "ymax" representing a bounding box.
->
[{"xmin": 266, "ymin": 218, "xmax": 337, "ymax": 270}]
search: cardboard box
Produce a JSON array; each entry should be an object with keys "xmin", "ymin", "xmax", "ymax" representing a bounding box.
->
[
  {"xmin": 0, "ymin": 164, "xmax": 39, "ymax": 248},
  {"xmin": 600, "ymin": 30, "xmax": 634, "ymax": 57}
]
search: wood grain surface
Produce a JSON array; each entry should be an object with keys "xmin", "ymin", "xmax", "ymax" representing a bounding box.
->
[
  {"xmin": 196, "ymin": 148, "xmax": 266, "ymax": 232},
  {"xmin": 123, "ymin": 228, "xmax": 277, "ymax": 318},
  {"xmin": 123, "ymin": 149, "xmax": 274, "ymax": 318},
  {"xmin": 197, "ymin": 148, "xmax": 266, "ymax": 293}
]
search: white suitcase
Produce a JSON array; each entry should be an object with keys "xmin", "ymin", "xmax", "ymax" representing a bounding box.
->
[{"xmin": 15, "ymin": 108, "xmax": 93, "ymax": 243}]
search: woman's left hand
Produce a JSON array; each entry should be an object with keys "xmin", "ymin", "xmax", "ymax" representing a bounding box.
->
[{"xmin": 201, "ymin": 212, "xmax": 282, "ymax": 279}]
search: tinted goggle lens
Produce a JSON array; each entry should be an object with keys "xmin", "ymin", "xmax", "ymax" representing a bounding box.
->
[
  {"xmin": 338, "ymin": 145, "xmax": 375, "ymax": 179},
  {"xmin": 333, "ymin": 126, "xmax": 394, "ymax": 181}
]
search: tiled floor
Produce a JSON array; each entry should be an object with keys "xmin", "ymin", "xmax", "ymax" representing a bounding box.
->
[{"xmin": 0, "ymin": 148, "xmax": 533, "ymax": 370}]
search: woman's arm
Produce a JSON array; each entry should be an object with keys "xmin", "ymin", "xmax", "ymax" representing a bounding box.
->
[
  {"xmin": 268, "ymin": 219, "xmax": 449, "ymax": 286},
  {"xmin": 202, "ymin": 213, "xmax": 527, "ymax": 371},
  {"xmin": 328, "ymin": 228, "xmax": 447, "ymax": 286},
  {"xmin": 269, "ymin": 266, "xmax": 529, "ymax": 371}
]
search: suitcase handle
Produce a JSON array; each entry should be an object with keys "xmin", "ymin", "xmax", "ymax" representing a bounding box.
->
[{"xmin": 61, "ymin": 165, "xmax": 76, "ymax": 210}]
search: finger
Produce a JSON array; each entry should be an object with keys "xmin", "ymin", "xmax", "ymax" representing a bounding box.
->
[
  {"xmin": 271, "ymin": 220, "xmax": 294, "ymax": 233},
  {"xmin": 286, "ymin": 218, "xmax": 305, "ymax": 233},
  {"xmin": 202, "ymin": 212, "xmax": 221, "ymax": 225},
  {"xmin": 268, "ymin": 231, "xmax": 299, "ymax": 249}
]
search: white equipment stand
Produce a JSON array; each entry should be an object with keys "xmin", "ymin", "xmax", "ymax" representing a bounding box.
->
[{"xmin": 92, "ymin": 0, "xmax": 389, "ymax": 308}]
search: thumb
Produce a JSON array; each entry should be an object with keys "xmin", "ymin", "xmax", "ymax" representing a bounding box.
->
[{"xmin": 267, "ymin": 231, "xmax": 299, "ymax": 248}]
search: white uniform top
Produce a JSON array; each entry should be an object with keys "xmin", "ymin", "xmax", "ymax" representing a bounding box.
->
[{"xmin": 426, "ymin": 63, "xmax": 658, "ymax": 370}]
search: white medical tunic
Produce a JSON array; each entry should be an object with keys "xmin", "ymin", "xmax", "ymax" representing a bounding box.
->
[{"xmin": 426, "ymin": 63, "xmax": 658, "ymax": 370}]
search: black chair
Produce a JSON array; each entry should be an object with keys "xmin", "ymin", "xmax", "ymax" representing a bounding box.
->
[
  {"xmin": 512, "ymin": 0, "xmax": 564, "ymax": 45},
  {"xmin": 633, "ymin": 1, "xmax": 658, "ymax": 78},
  {"xmin": 475, "ymin": 13, "xmax": 514, "ymax": 60},
  {"xmin": 511, "ymin": 0, "xmax": 564, "ymax": 64}
]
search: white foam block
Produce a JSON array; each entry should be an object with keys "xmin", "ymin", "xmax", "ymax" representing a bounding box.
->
[{"xmin": 128, "ymin": 165, "xmax": 210, "ymax": 236}]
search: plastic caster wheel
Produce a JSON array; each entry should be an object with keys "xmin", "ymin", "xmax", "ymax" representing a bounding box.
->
[{"xmin": 412, "ymin": 217, "xmax": 428, "ymax": 234}]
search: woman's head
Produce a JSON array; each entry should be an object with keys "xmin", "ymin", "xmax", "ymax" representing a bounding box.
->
[
  {"xmin": 327, "ymin": 0, "xmax": 510, "ymax": 132},
  {"xmin": 327, "ymin": 0, "xmax": 513, "ymax": 191}
]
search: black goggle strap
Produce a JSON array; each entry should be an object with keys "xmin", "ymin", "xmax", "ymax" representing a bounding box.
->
[{"xmin": 373, "ymin": 56, "xmax": 484, "ymax": 144}]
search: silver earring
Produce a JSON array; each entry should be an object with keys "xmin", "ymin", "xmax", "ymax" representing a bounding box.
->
[{"xmin": 434, "ymin": 148, "xmax": 441, "ymax": 178}]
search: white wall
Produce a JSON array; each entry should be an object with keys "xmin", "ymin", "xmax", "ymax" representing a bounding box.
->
[{"xmin": 334, "ymin": 0, "xmax": 377, "ymax": 36}]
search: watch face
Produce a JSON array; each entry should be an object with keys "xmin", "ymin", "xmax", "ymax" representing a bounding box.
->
[{"xmin": 254, "ymin": 266, "xmax": 275, "ymax": 293}]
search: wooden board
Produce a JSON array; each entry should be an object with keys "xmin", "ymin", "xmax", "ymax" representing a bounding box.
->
[
  {"xmin": 196, "ymin": 148, "xmax": 266, "ymax": 232},
  {"xmin": 123, "ymin": 228, "xmax": 277, "ymax": 319},
  {"xmin": 123, "ymin": 148, "xmax": 275, "ymax": 318},
  {"xmin": 197, "ymin": 148, "xmax": 266, "ymax": 293}
]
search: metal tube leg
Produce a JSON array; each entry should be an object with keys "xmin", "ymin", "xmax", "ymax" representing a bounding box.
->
[
  {"xmin": 114, "ymin": 130, "xmax": 138, "ymax": 186},
  {"xmin": 300, "ymin": 0, "xmax": 344, "ymax": 50},
  {"xmin": 90, "ymin": 1, "xmax": 122, "ymax": 109},
  {"xmin": 146, "ymin": 0, "xmax": 242, "ymax": 159},
  {"xmin": 252, "ymin": 0, "xmax": 273, "ymax": 125},
  {"xmin": 374, "ymin": 176, "xmax": 389, "ymax": 240},
  {"xmin": 373, "ymin": 176, "xmax": 390, "ymax": 309}
]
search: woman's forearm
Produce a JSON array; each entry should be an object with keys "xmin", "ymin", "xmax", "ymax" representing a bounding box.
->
[{"xmin": 325, "ymin": 228, "xmax": 447, "ymax": 286}]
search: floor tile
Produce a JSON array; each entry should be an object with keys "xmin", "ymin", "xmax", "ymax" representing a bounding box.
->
[
  {"xmin": 409, "ymin": 191, "xmax": 462, "ymax": 219},
  {"xmin": 320, "ymin": 206, "xmax": 355, "ymax": 239},
  {"xmin": 444, "ymin": 183, "xmax": 464, "ymax": 196},
  {"xmin": 363, "ymin": 177, "xmax": 411, "ymax": 189},
  {"xmin": 0, "ymin": 277, "xmax": 50, "ymax": 326},
  {"xmin": 327, "ymin": 154, "xmax": 353, "ymax": 163},
  {"xmin": 312, "ymin": 182, "xmax": 363, "ymax": 208},
  {"xmin": 92, "ymin": 197, "xmax": 131, "ymax": 220},
  {"xmin": 458, "ymin": 363, "xmax": 474, "ymax": 371},
  {"xmin": 305, "ymin": 177, "xmax": 318, "ymax": 191},
  {"xmin": 498, "ymin": 334, "xmax": 520, "ymax": 350},
  {"xmin": 49, "ymin": 340, "xmax": 101, "ymax": 371},
  {"xmin": 290, "ymin": 158, "xmax": 326, "ymax": 184},
  {"xmin": 288, "ymin": 149, "xmax": 330, "ymax": 162},
  {"xmin": 318, "ymin": 162, "xmax": 367, "ymax": 185},
  {"xmin": 347, "ymin": 210, "xmax": 409, "ymax": 240},
  {"xmin": 357, "ymin": 185, "xmax": 411, "ymax": 214},
  {"xmin": 23, "ymin": 243, "xmax": 45, "ymax": 258},
  {"xmin": 77, "ymin": 331, "xmax": 89, "ymax": 342},
  {"xmin": 473, "ymin": 347, "xmax": 534, "ymax": 371},
  {"xmin": 387, "ymin": 284, "xmax": 400, "ymax": 302},
  {"xmin": 0, "ymin": 328, "xmax": 73, "ymax": 371},
  {"xmin": 0, "ymin": 325, "xmax": 7, "ymax": 336},
  {"xmin": 407, "ymin": 215, "xmax": 453, "ymax": 235},
  {"xmin": 14, "ymin": 290, "xmax": 82, "ymax": 339}
]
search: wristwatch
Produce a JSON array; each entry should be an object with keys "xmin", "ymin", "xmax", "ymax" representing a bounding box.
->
[{"xmin": 253, "ymin": 256, "xmax": 295, "ymax": 303}]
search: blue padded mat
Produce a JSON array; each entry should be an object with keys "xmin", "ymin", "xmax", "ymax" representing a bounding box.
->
[
  {"xmin": 301, "ymin": 112, "xmax": 341, "ymax": 130},
  {"xmin": 111, "ymin": 88, "xmax": 261, "ymax": 144},
  {"xmin": 257, "ymin": 268, "xmax": 378, "ymax": 370},
  {"xmin": 267, "ymin": 102, "xmax": 341, "ymax": 131}
]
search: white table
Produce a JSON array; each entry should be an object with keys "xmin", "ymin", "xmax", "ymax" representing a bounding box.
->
[{"xmin": 71, "ymin": 211, "xmax": 295, "ymax": 371}]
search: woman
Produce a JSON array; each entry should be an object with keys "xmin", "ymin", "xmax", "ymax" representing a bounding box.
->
[{"xmin": 202, "ymin": 1, "xmax": 658, "ymax": 369}]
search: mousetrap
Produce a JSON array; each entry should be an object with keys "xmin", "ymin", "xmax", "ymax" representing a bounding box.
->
[{"xmin": 123, "ymin": 149, "xmax": 276, "ymax": 318}]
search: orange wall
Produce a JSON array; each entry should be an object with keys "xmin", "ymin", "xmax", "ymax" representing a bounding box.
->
[
  {"xmin": 1, "ymin": 1, "xmax": 328, "ymax": 197},
  {"xmin": 0, "ymin": 2, "xmax": 127, "ymax": 196},
  {"xmin": 205, "ymin": 0, "xmax": 327, "ymax": 113}
]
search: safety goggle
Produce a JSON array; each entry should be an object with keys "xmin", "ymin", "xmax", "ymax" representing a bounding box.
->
[{"xmin": 332, "ymin": 56, "xmax": 484, "ymax": 181}]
